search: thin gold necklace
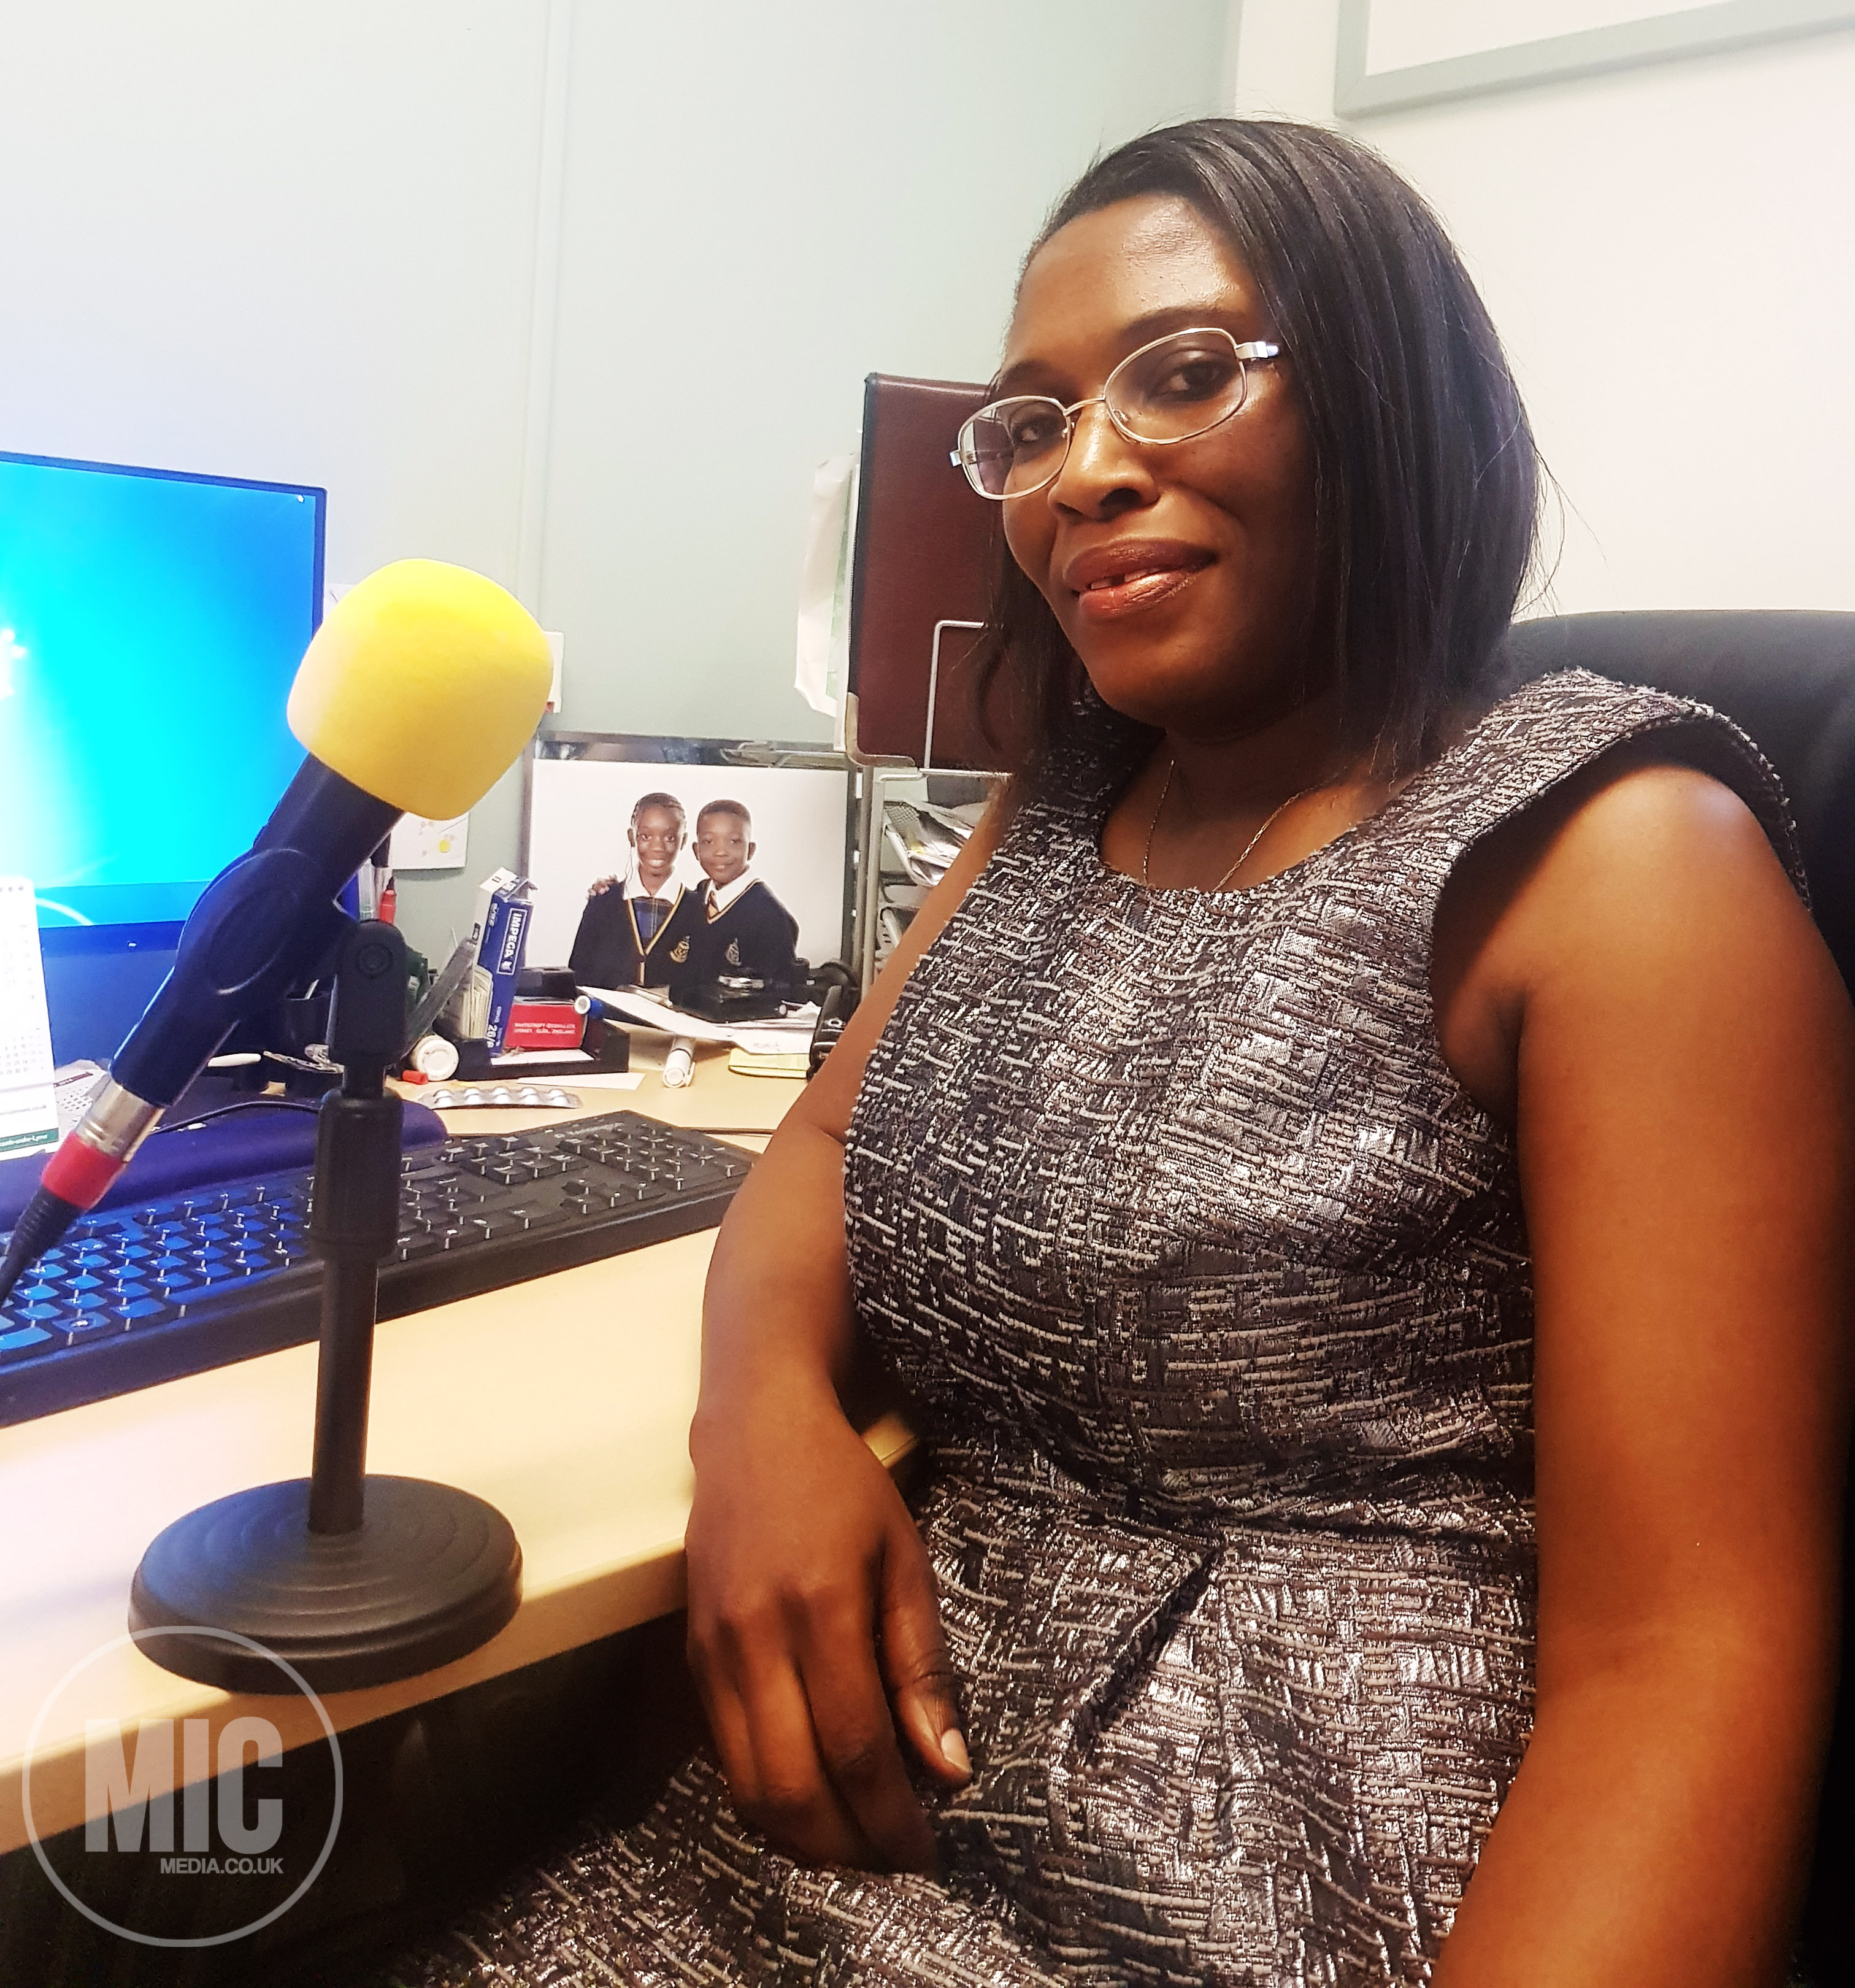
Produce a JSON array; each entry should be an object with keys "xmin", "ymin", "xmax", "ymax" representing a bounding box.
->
[{"xmin": 1140, "ymin": 757, "xmax": 1316, "ymax": 892}]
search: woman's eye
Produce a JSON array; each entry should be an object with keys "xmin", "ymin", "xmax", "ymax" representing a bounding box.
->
[
  {"xmin": 1146, "ymin": 354, "xmax": 1237, "ymax": 403},
  {"xmin": 1006, "ymin": 408, "xmax": 1065, "ymax": 453}
]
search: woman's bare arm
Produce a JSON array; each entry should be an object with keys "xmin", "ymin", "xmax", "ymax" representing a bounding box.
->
[
  {"xmin": 684, "ymin": 783, "xmax": 1020, "ymax": 1872},
  {"xmin": 1432, "ymin": 757, "xmax": 1854, "ymax": 1986}
]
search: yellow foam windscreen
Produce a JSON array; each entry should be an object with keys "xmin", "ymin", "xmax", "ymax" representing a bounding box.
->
[{"xmin": 286, "ymin": 559, "xmax": 553, "ymax": 820}]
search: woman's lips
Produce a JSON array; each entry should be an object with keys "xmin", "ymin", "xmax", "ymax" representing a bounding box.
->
[{"xmin": 1070, "ymin": 560, "xmax": 1209, "ymax": 623}]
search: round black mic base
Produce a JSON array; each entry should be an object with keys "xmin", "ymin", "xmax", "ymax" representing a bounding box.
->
[{"xmin": 128, "ymin": 1476, "xmax": 522, "ymax": 1694}]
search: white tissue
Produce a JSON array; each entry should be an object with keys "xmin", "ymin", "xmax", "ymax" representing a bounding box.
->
[{"xmin": 795, "ymin": 455, "xmax": 857, "ymax": 747}]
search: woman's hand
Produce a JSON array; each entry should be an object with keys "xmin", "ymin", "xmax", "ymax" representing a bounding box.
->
[
  {"xmin": 683, "ymin": 782, "xmax": 1015, "ymax": 1870},
  {"xmin": 685, "ymin": 1376, "xmax": 969, "ymax": 1870}
]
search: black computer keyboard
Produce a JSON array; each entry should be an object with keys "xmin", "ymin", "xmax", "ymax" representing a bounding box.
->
[{"xmin": 0, "ymin": 1111, "xmax": 752, "ymax": 1427}]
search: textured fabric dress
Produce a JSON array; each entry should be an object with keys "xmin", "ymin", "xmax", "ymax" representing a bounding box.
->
[{"xmin": 405, "ymin": 669, "xmax": 1799, "ymax": 1987}]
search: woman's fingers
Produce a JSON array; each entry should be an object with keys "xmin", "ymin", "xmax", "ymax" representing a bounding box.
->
[
  {"xmin": 739, "ymin": 1652, "xmax": 880, "ymax": 1867},
  {"xmin": 795, "ymin": 1586, "xmax": 940, "ymax": 1872},
  {"xmin": 683, "ymin": 1407, "xmax": 957, "ymax": 1872},
  {"xmin": 689, "ymin": 1616, "xmax": 876, "ymax": 1868},
  {"xmin": 686, "ymin": 1637, "xmax": 759, "ymax": 1807},
  {"xmin": 879, "ymin": 1527, "xmax": 970, "ymax": 1786}
]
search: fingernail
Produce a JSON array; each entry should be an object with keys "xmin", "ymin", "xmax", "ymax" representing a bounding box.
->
[{"xmin": 940, "ymin": 1727, "xmax": 970, "ymax": 1776}]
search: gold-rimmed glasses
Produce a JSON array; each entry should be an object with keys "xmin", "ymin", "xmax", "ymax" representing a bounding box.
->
[{"xmin": 950, "ymin": 325, "xmax": 1283, "ymax": 501}]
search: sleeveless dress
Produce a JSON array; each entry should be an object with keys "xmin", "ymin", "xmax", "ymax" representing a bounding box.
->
[{"xmin": 401, "ymin": 669, "xmax": 1800, "ymax": 1988}]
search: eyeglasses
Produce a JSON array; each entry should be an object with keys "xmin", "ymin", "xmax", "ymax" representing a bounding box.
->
[{"xmin": 950, "ymin": 326, "xmax": 1282, "ymax": 501}]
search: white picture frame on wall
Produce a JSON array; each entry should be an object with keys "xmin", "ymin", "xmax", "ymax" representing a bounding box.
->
[{"xmin": 1335, "ymin": 0, "xmax": 1855, "ymax": 117}]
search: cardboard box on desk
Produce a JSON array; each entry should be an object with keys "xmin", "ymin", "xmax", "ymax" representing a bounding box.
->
[
  {"xmin": 505, "ymin": 995, "xmax": 590, "ymax": 1051},
  {"xmin": 447, "ymin": 1009, "xmax": 629, "ymax": 1081},
  {"xmin": 444, "ymin": 868, "xmax": 533, "ymax": 1055},
  {"xmin": 479, "ymin": 882, "xmax": 532, "ymax": 1055}
]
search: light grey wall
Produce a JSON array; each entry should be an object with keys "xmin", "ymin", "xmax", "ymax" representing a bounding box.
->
[
  {"xmin": 398, "ymin": 0, "xmax": 1234, "ymax": 960},
  {"xmin": 0, "ymin": 0, "xmax": 553, "ymax": 977},
  {"xmin": 0, "ymin": 1, "xmax": 548, "ymax": 598}
]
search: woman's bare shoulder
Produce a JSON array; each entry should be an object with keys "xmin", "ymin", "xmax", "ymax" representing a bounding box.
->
[{"xmin": 1434, "ymin": 741, "xmax": 1826, "ymax": 1127}]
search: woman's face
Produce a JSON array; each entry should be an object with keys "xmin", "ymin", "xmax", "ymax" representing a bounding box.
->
[{"xmin": 998, "ymin": 195, "xmax": 1318, "ymax": 740}]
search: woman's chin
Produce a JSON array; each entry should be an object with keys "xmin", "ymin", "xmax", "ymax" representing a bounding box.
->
[
  {"xmin": 1076, "ymin": 641, "xmax": 1243, "ymax": 729},
  {"xmin": 1079, "ymin": 650, "xmax": 1319, "ymax": 742}
]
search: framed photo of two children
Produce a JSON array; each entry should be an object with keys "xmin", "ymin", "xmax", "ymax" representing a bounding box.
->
[{"xmin": 521, "ymin": 733, "xmax": 854, "ymax": 998}]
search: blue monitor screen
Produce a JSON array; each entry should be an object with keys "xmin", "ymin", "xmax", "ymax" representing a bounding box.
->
[{"xmin": 0, "ymin": 451, "xmax": 324, "ymax": 931}]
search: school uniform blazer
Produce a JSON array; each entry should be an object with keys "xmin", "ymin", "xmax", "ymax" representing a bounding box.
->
[
  {"xmin": 688, "ymin": 879, "xmax": 800, "ymax": 984},
  {"xmin": 568, "ymin": 884, "xmax": 702, "ymax": 990}
]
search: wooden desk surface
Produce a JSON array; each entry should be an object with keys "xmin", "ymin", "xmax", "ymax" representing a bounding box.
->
[{"xmin": 0, "ymin": 1040, "xmax": 884, "ymax": 1857}]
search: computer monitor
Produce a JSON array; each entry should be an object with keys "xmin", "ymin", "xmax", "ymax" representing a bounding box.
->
[{"xmin": 0, "ymin": 449, "xmax": 326, "ymax": 1060}]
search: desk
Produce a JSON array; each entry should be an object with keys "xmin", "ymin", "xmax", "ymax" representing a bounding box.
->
[{"xmin": 0, "ymin": 1039, "xmax": 898, "ymax": 1858}]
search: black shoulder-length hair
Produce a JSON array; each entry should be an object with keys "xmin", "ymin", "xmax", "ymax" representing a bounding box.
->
[{"xmin": 977, "ymin": 118, "xmax": 1542, "ymax": 781}]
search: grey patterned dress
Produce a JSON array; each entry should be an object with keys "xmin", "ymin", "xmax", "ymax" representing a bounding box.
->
[{"xmin": 405, "ymin": 670, "xmax": 1798, "ymax": 1987}]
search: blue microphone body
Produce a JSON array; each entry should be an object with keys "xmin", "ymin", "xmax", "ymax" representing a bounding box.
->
[
  {"xmin": 0, "ymin": 761, "xmax": 401, "ymax": 1300},
  {"xmin": 112, "ymin": 758, "xmax": 401, "ymax": 1108}
]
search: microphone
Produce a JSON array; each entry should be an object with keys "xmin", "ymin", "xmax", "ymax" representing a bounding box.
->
[{"xmin": 0, "ymin": 558, "xmax": 551, "ymax": 1302}]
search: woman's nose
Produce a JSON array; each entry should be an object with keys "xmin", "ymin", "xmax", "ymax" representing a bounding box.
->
[{"xmin": 1048, "ymin": 400, "xmax": 1155, "ymax": 517}]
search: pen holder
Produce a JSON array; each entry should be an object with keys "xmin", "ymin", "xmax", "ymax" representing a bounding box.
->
[{"xmin": 126, "ymin": 922, "xmax": 521, "ymax": 1693}]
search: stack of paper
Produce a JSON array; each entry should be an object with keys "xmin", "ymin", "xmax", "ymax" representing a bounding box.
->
[
  {"xmin": 0, "ymin": 878, "xmax": 58, "ymax": 1160},
  {"xmin": 586, "ymin": 984, "xmax": 820, "ymax": 1052}
]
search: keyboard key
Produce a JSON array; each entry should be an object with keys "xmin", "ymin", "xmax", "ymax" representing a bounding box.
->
[{"xmin": 0, "ymin": 1324, "xmax": 55, "ymax": 1358}]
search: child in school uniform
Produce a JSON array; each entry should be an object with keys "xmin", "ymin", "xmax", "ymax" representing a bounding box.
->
[
  {"xmin": 568, "ymin": 791, "xmax": 703, "ymax": 990},
  {"xmin": 688, "ymin": 799, "xmax": 799, "ymax": 985}
]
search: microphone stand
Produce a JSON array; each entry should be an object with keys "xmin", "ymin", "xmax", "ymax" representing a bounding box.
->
[{"xmin": 128, "ymin": 921, "xmax": 521, "ymax": 1693}]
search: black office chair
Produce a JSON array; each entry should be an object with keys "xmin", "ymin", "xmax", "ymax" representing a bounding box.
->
[{"xmin": 1493, "ymin": 611, "xmax": 1855, "ymax": 1987}]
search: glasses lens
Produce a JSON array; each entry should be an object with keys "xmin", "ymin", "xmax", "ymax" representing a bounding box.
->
[
  {"xmin": 1107, "ymin": 329, "xmax": 1249, "ymax": 444},
  {"xmin": 962, "ymin": 398, "xmax": 1068, "ymax": 496}
]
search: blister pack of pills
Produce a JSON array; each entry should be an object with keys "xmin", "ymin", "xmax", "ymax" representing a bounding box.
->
[{"xmin": 423, "ymin": 1085, "xmax": 581, "ymax": 1111}]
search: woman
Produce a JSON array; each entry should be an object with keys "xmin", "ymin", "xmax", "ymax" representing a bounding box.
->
[{"xmin": 411, "ymin": 120, "xmax": 1850, "ymax": 1986}]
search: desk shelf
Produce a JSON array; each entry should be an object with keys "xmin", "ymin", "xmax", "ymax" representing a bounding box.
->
[{"xmin": 851, "ymin": 768, "xmax": 999, "ymax": 988}]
